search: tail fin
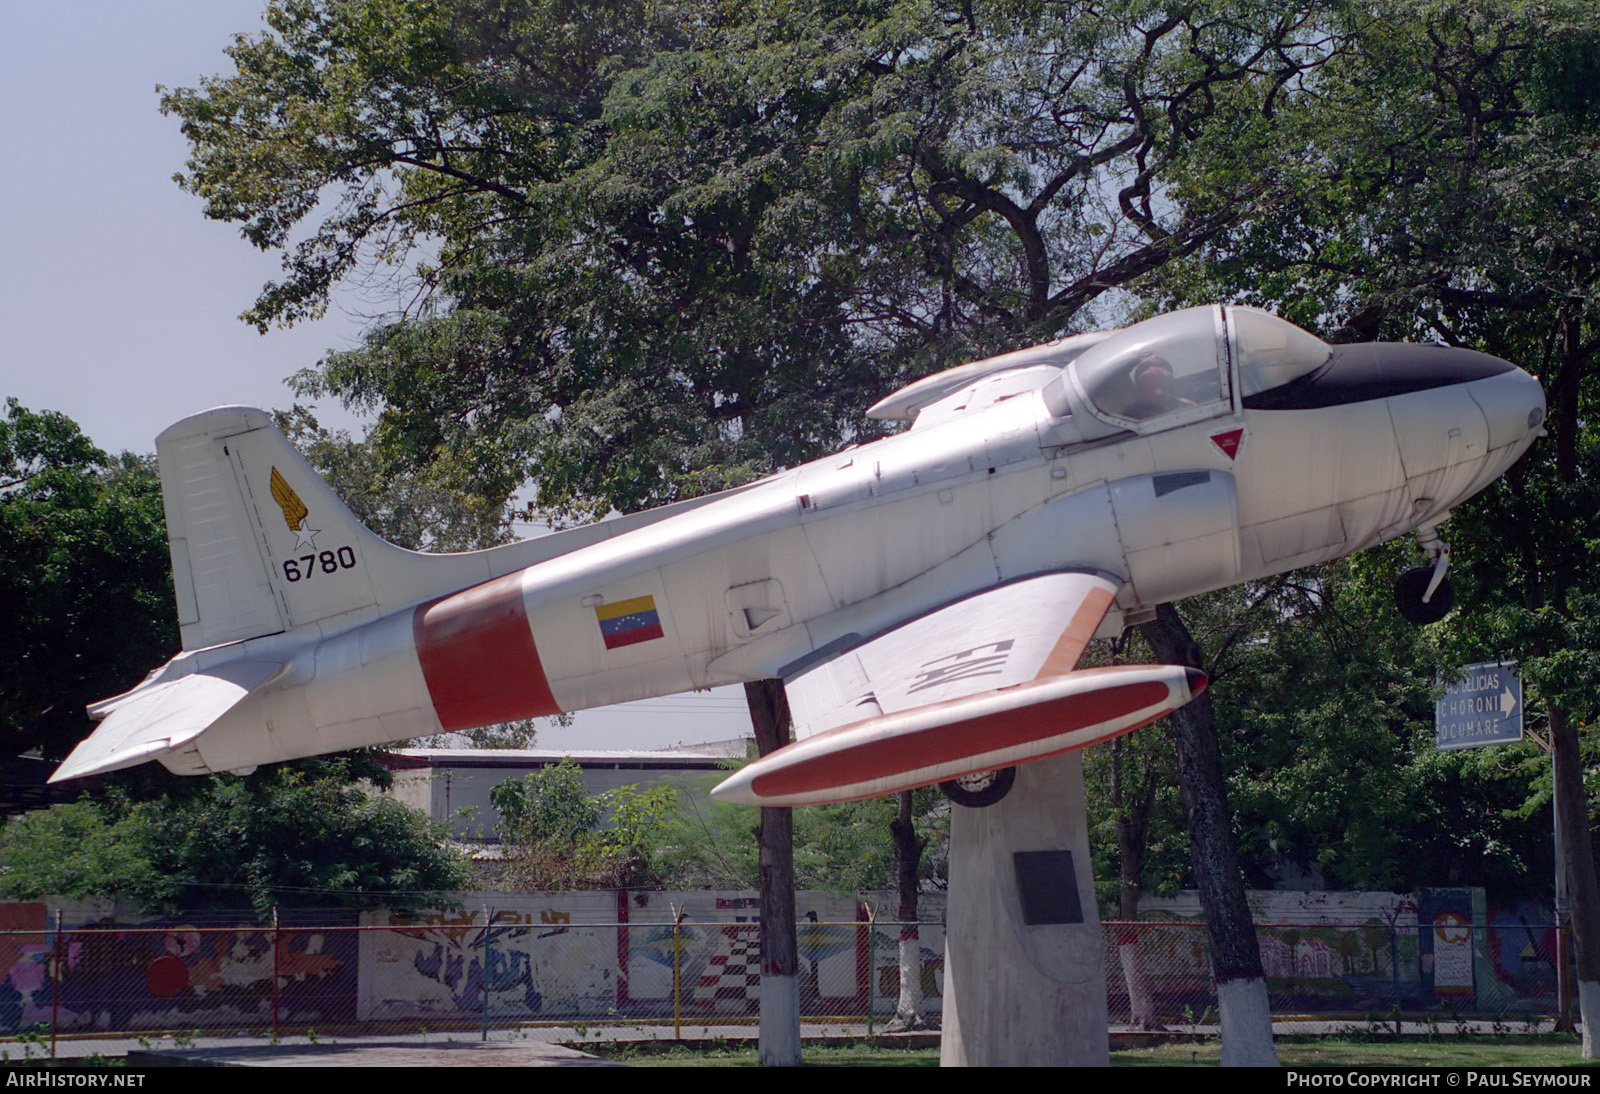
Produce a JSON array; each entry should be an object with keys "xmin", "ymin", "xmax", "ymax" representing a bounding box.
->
[{"xmin": 157, "ymin": 406, "xmax": 493, "ymax": 650}]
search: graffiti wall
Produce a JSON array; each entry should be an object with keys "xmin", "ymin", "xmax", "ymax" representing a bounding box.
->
[
  {"xmin": 1110, "ymin": 889, "xmax": 1561, "ymax": 1018},
  {"xmin": 360, "ymin": 894, "xmax": 617, "ymax": 1021},
  {"xmin": 0, "ymin": 908, "xmax": 358, "ymax": 1035},
  {"xmin": 0, "ymin": 903, "xmax": 49, "ymax": 1032},
  {"xmin": 0, "ymin": 891, "xmax": 945, "ymax": 1035}
]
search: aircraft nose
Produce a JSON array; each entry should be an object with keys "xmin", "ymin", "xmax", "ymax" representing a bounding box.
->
[{"xmin": 1466, "ymin": 360, "xmax": 1545, "ymax": 468}]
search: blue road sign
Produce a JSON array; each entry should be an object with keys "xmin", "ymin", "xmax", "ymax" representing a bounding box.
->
[{"xmin": 1436, "ymin": 661, "xmax": 1522, "ymax": 750}]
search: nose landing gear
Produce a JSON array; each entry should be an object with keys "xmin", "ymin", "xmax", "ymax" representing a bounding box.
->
[{"xmin": 1395, "ymin": 524, "xmax": 1454, "ymax": 625}]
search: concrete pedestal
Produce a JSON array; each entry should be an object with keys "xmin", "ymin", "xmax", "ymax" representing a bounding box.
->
[{"xmin": 940, "ymin": 752, "xmax": 1109, "ymax": 1066}]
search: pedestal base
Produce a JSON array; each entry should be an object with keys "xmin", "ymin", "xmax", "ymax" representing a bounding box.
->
[{"xmin": 940, "ymin": 752, "xmax": 1109, "ymax": 1066}]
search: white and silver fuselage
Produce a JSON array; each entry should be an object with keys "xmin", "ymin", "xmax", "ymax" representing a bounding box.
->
[{"xmin": 56, "ymin": 308, "xmax": 1545, "ymax": 783}]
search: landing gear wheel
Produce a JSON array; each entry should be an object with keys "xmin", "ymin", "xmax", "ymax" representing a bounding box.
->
[
  {"xmin": 1395, "ymin": 566, "xmax": 1454, "ymax": 625},
  {"xmin": 939, "ymin": 766, "xmax": 1017, "ymax": 808}
]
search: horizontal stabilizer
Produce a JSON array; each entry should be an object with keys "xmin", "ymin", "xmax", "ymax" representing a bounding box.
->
[
  {"xmin": 51, "ymin": 662, "xmax": 281, "ymax": 782},
  {"xmin": 711, "ymin": 663, "xmax": 1204, "ymax": 806}
]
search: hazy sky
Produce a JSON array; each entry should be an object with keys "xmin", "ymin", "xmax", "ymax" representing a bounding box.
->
[
  {"xmin": 0, "ymin": 2, "xmax": 752, "ymax": 750},
  {"xmin": 0, "ymin": 2, "xmax": 373, "ymax": 455}
]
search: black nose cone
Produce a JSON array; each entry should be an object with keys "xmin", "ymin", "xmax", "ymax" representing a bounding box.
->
[{"xmin": 1244, "ymin": 344, "xmax": 1516, "ymax": 410}]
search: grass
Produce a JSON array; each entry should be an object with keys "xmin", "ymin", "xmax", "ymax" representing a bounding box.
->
[
  {"xmin": 1121, "ymin": 1036, "xmax": 1597, "ymax": 1068},
  {"xmin": 589, "ymin": 1040, "xmax": 940, "ymax": 1067},
  {"xmin": 589, "ymin": 1034, "xmax": 1599, "ymax": 1067}
]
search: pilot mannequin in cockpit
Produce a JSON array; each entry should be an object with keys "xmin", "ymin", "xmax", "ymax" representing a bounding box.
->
[{"xmin": 1121, "ymin": 353, "xmax": 1194, "ymax": 420}]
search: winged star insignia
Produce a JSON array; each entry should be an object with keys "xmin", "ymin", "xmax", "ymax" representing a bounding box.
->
[{"xmin": 269, "ymin": 467, "xmax": 321, "ymax": 549}]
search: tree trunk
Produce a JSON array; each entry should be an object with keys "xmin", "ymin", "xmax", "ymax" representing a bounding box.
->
[
  {"xmin": 889, "ymin": 789, "xmax": 927, "ymax": 1029},
  {"xmin": 1139, "ymin": 603, "xmax": 1279, "ymax": 1067},
  {"xmin": 1551, "ymin": 703, "xmax": 1600, "ymax": 1057},
  {"xmin": 745, "ymin": 678, "xmax": 801, "ymax": 1066},
  {"xmin": 1544, "ymin": 316, "xmax": 1599, "ymax": 1057}
]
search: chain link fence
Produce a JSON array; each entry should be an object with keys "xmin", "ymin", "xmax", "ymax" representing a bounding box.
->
[
  {"xmin": 0, "ymin": 906, "xmax": 1571, "ymax": 1044},
  {"xmin": 1104, "ymin": 919, "xmax": 1565, "ymax": 1033},
  {"xmin": 0, "ymin": 911, "xmax": 944, "ymax": 1042}
]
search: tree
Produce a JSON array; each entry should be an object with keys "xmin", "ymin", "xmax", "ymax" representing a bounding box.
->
[
  {"xmin": 0, "ymin": 758, "xmax": 472, "ymax": 918},
  {"xmin": 1084, "ymin": 647, "xmax": 1187, "ymax": 1029},
  {"xmin": 490, "ymin": 756, "xmax": 601, "ymax": 844},
  {"xmin": 1139, "ymin": 604, "xmax": 1278, "ymax": 1065},
  {"xmin": 884, "ymin": 788, "xmax": 948, "ymax": 1030},
  {"xmin": 1153, "ymin": 0, "xmax": 1600, "ymax": 1054},
  {"xmin": 745, "ymin": 678, "xmax": 800, "ymax": 1066},
  {"xmin": 487, "ymin": 757, "xmax": 679, "ymax": 888},
  {"xmin": 164, "ymin": 0, "xmax": 1343, "ymax": 520},
  {"xmin": 164, "ymin": 1, "xmax": 1342, "ymax": 1062},
  {"xmin": 274, "ymin": 406, "xmax": 513, "ymax": 553},
  {"xmin": 0, "ymin": 400, "xmax": 178, "ymax": 762}
]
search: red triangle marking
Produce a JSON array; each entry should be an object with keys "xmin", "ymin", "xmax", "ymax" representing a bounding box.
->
[{"xmin": 1210, "ymin": 428, "xmax": 1244, "ymax": 460}]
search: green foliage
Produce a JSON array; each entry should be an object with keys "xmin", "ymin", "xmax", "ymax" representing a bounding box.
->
[
  {"xmin": 1206, "ymin": 561, "xmax": 1551, "ymax": 895},
  {"xmin": 1089, "ymin": 557, "xmax": 1561, "ymax": 901},
  {"xmin": 489, "ymin": 760, "xmax": 682, "ymax": 888},
  {"xmin": 273, "ymin": 405, "xmax": 513, "ymax": 553},
  {"xmin": 1083, "ymin": 713, "xmax": 1189, "ymax": 911},
  {"xmin": 0, "ymin": 763, "xmax": 470, "ymax": 918},
  {"xmin": 599, "ymin": 783, "xmax": 680, "ymax": 858},
  {"xmin": 0, "ymin": 399, "xmax": 179, "ymax": 761},
  {"xmin": 1144, "ymin": 0, "xmax": 1600, "ymax": 896},
  {"xmin": 490, "ymin": 757, "xmax": 602, "ymax": 845},
  {"xmin": 660, "ymin": 772, "xmax": 947, "ymax": 893},
  {"xmin": 165, "ymin": 0, "xmax": 1345, "ymax": 520},
  {"xmin": 0, "ymin": 799, "xmax": 172, "ymax": 907},
  {"xmin": 484, "ymin": 761, "xmax": 946, "ymax": 893}
]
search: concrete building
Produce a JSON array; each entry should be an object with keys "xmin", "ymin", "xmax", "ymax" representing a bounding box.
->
[{"xmin": 384, "ymin": 740, "xmax": 747, "ymax": 840}]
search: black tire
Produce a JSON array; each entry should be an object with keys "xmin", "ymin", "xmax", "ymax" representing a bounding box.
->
[
  {"xmin": 939, "ymin": 766, "xmax": 1017, "ymax": 808},
  {"xmin": 1394, "ymin": 566, "xmax": 1454, "ymax": 625}
]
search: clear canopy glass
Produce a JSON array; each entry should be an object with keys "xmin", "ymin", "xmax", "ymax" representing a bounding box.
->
[
  {"xmin": 1071, "ymin": 307, "xmax": 1225, "ymax": 423},
  {"xmin": 1229, "ymin": 306, "xmax": 1332, "ymax": 397},
  {"xmin": 1052, "ymin": 306, "xmax": 1332, "ymax": 431}
]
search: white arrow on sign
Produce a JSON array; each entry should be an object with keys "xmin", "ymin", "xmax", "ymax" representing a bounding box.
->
[{"xmin": 1500, "ymin": 687, "xmax": 1518, "ymax": 717}]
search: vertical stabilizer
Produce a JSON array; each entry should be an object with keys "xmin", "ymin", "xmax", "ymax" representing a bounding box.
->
[{"xmin": 158, "ymin": 407, "xmax": 391, "ymax": 649}]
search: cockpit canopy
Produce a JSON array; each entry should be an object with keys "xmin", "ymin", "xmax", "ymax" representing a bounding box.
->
[{"xmin": 1045, "ymin": 306, "xmax": 1331, "ymax": 434}]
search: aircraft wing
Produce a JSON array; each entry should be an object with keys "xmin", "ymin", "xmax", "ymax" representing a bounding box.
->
[
  {"xmin": 785, "ymin": 571, "xmax": 1121, "ymax": 737},
  {"xmin": 51, "ymin": 661, "xmax": 282, "ymax": 782},
  {"xmin": 712, "ymin": 571, "xmax": 1204, "ymax": 806}
]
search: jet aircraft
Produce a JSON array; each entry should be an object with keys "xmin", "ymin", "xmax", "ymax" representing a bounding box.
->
[{"xmin": 52, "ymin": 306, "xmax": 1545, "ymax": 807}]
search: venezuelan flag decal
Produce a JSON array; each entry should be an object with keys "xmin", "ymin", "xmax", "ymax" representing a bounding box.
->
[{"xmin": 596, "ymin": 595, "xmax": 665, "ymax": 650}]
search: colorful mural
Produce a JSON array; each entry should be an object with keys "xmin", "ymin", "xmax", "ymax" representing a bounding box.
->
[
  {"xmin": 0, "ymin": 903, "xmax": 50, "ymax": 1033},
  {"xmin": 2, "ymin": 887, "xmax": 1565, "ymax": 1037},
  {"xmin": 1105, "ymin": 889, "xmax": 1562, "ymax": 1020}
]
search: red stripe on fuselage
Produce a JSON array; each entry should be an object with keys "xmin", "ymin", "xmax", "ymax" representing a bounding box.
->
[
  {"xmin": 749, "ymin": 678, "xmax": 1171, "ymax": 798},
  {"xmin": 413, "ymin": 573, "xmax": 559, "ymax": 731}
]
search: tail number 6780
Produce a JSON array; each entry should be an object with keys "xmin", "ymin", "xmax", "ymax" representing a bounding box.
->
[{"xmin": 283, "ymin": 547, "xmax": 357, "ymax": 582}]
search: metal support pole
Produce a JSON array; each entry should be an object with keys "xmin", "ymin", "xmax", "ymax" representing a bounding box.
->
[
  {"xmin": 50, "ymin": 909, "xmax": 62, "ymax": 1058},
  {"xmin": 1391, "ymin": 923, "xmax": 1400, "ymax": 1034},
  {"xmin": 671, "ymin": 905, "xmax": 685, "ymax": 1039},
  {"xmin": 272, "ymin": 907, "xmax": 281, "ymax": 1040},
  {"xmin": 482, "ymin": 904, "xmax": 491, "ymax": 1042},
  {"xmin": 865, "ymin": 905, "xmax": 876, "ymax": 1036}
]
